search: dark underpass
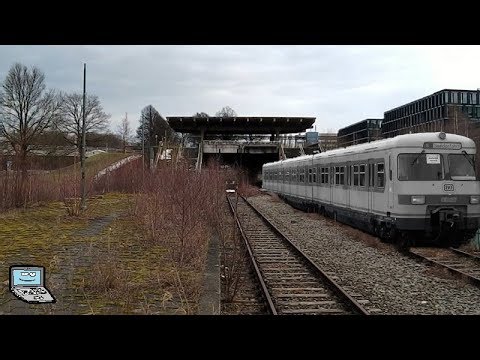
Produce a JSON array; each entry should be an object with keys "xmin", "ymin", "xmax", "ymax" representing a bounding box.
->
[{"xmin": 204, "ymin": 153, "xmax": 278, "ymax": 185}]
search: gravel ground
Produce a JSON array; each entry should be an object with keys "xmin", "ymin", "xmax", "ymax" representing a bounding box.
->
[{"xmin": 248, "ymin": 194, "xmax": 480, "ymax": 315}]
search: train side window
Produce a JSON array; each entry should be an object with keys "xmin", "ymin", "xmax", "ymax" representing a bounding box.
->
[
  {"xmin": 335, "ymin": 166, "xmax": 340, "ymax": 185},
  {"xmin": 308, "ymin": 168, "xmax": 313, "ymax": 183},
  {"xmin": 313, "ymin": 168, "xmax": 317, "ymax": 183},
  {"xmin": 286, "ymin": 170, "xmax": 290, "ymax": 182},
  {"xmin": 353, "ymin": 165, "xmax": 359, "ymax": 186},
  {"xmin": 359, "ymin": 164, "xmax": 366, "ymax": 187},
  {"xmin": 377, "ymin": 163, "xmax": 385, "ymax": 188},
  {"xmin": 339, "ymin": 166, "xmax": 345, "ymax": 185},
  {"xmin": 331, "ymin": 167, "xmax": 334, "ymax": 184},
  {"xmin": 347, "ymin": 165, "xmax": 350, "ymax": 186}
]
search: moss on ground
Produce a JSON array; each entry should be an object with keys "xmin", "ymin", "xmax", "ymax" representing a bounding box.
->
[{"xmin": 0, "ymin": 192, "xmax": 200, "ymax": 314}]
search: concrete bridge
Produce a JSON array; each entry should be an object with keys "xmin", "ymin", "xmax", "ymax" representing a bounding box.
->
[{"xmin": 167, "ymin": 116, "xmax": 315, "ymax": 182}]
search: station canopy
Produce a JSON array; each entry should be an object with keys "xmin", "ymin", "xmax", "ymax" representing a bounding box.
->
[{"xmin": 166, "ymin": 116, "xmax": 316, "ymax": 134}]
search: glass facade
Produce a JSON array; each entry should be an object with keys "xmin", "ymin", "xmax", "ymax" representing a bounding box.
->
[{"xmin": 382, "ymin": 89, "xmax": 480, "ymax": 138}]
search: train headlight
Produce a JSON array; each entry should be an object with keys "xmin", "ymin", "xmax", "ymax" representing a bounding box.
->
[
  {"xmin": 470, "ymin": 195, "xmax": 480, "ymax": 204},
  {"xmin": 411, "ymin": 195, "xmax": 425, "ymax": 205}
]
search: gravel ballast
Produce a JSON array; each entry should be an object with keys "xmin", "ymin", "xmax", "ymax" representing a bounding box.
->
[{"xmin": 248, "ymin": 194, "xmax": 480, "ymax": 315}]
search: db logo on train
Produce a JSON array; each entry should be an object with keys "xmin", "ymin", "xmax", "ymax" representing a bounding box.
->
[{"xmin": 444, "ymin": 183, "xmax": 454, "ymax": 192}]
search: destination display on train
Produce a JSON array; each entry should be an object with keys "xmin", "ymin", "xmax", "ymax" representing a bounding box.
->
[{"xmin": 423, "ymin": 142, "xmax": 462, "ymax": 150}]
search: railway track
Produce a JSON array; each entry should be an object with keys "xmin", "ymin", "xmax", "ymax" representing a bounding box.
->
[
  {"xmin": 408, "ymin": 247, "xmax": 480, "ymax": 286},
  {"xmin": 220, "ymin": 197, "xmax": 265, "ymax": 315},
  {"xmin": 226, "ymin": 193, "xmax": 370, "ymax": 315}
]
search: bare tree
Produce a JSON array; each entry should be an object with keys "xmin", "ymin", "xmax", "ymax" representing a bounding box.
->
[
  {"xmin": 117, "ymin": 113, "xmax": 131, "ymax": 153},
  {"xmin": 0, "ymin": 63, "xmax": 62, "ymax": 205},
  {"xmin": 215, "ymin": 106, "xmax": 237, "ymax": 117},
  {"xmin": 57, "ymin": 92, "xmax": 110, "ymax": 155},
  {"xmin": 136, "ymin": 105, "xmax": 175, "ymax": 166},
  {"xmin": 193, "ymin": 112, "xmax": 209, "ymax": 118}
]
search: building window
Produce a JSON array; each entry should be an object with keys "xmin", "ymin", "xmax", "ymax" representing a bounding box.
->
[
  {"xmin": 451, "ymin": 91, "xmax": 458, "ymax": 103},
  {"xmin": 444, "ymin": 92, "xmax": 449, "ymax": 103}
]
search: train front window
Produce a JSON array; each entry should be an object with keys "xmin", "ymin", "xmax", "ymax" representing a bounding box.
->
[
  {"xmin": 398, "ymin": 153, "xmax": 444, "ymax": 181},
  {"xmin": 448, "ymin": 154, "xmax": 476, "ymax": 180}
]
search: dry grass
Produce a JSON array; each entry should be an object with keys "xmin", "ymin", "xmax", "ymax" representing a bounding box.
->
[{"xmin": 237, "ymin": 183, "xmax": 262, "ymax": 197}]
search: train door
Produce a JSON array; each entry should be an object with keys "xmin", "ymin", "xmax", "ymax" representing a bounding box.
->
[
  {"xmin": 388, "ymin": 153, "xmax": 394, "ymax": 209},
  {"xmin": 329, "ymin": 165, "xmax": 334, "ymax": 205},
  {"xmin": 308, "ymin": 157, "xmax": 317, "ymax": 201},
  {"xmin": 368, "ymin": 161, "xmax": 374, "ymax": 214},
  {"xmin": 346, "ymin": 161, "xmax": 351, "ymax": 208},
  {"xmin": 304, "ymin": 164, "xmax": 308, "ymax": 199}
]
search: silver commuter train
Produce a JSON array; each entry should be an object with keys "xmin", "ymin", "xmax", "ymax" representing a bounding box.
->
[{"xmin": 262, "ymin": 132, "xmax": 480, "ymax": 247}]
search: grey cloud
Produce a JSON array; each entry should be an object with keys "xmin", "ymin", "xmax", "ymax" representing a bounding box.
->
[{"xmin": 1, "ymin": 45, "xmax": 478, "ymax": 134}]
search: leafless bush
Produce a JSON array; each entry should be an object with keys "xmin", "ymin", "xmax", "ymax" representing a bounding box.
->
[
  {"xmin": 135, "ymin": 162, "xmax": 226, "ymax": 267},
  {"xmin": 63, "ymin": 197, "xmax": 81, "ymax": 216},
  {"xmin": 237, "ymin": 181, "xmax": 262, "ymax": 197},
  {"xmin": 92, "ymin": 158, "xmax": 143, "ymax": 194}
]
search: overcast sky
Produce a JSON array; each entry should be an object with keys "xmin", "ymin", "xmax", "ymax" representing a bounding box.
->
[{"xmin": 1, "ymin": 45, "xmax": 480, "ymax": 134}]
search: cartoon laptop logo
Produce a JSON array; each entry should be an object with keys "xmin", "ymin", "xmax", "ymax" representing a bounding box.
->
[{"xmin": 9, "ymin": 265, "xmax": 56, "ymax": 304}]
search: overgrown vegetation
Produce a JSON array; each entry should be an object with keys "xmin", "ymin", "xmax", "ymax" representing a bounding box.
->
[{"xmin": 0, "ymin": 152, "xmax": 130, "ymax": 212}]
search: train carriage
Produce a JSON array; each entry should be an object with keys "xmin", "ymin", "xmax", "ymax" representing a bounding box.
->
[{"xmin": 262, "ymin": 132, "xmax": 480, "ymax": 247}]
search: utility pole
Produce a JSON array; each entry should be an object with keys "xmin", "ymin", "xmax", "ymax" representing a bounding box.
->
[
  {"xmin": 149, "ymin": 106, "xmax": 153, "ymax": 169},
  {"xmin": 142, "ymin": 111, "xmax": 145, "ymax": 179},
  {"xmin": 80, "ymin": 63, "xmax": 87, "ymax": 210},
  {"xmin": 124, "ymin": 112, "xmax": 128, "ymax": 153}
]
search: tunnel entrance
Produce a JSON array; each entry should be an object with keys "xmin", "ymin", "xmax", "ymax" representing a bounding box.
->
[{"xmin": 204, "ymin": 152, "xmax": 278, "ymax": 185}]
